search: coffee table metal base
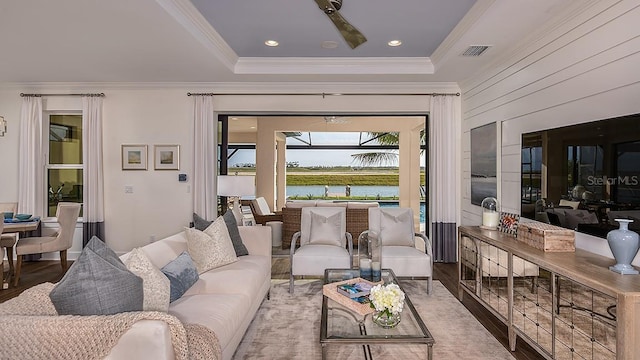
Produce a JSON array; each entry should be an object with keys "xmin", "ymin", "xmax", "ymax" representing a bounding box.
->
[{"xmin": 320, "ymin": 268, "xmax": 434, "ymax": 360}]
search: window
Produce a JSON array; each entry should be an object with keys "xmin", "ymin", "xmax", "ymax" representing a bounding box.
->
[{"xmin": 46, "ymin": 114, "xmax": 83, "ymax": 217}]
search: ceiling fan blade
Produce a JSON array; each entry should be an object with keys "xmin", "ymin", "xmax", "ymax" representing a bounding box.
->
[{"xmin": 314, "ymin": 0, "xmax": 367, "ymax": 49}]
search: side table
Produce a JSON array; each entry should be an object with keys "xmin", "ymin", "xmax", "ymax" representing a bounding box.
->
[{"xmin": 265, "ymin": 221, "xmax": 283, "ymax": 248}]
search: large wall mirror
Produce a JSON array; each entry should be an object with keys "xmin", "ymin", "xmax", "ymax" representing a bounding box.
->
[{"xmin": 521, "ymin": 113, "xmax": 640, "ymax": 238}]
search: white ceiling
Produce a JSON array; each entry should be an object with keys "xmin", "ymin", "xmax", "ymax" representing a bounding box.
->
[{"xmin": 0, "ymin": 0, "xmax": 575, "ymax": 85}]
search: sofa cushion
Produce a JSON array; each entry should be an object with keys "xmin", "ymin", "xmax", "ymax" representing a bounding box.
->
[
  {"xmin": 161, "ymin": 251, "xmax": 199, "ymax": 303},
  {"xmin": 50, "ymin": 236, "xmax": 143, "ymax": 315},
  {"xmin": 309, "ymin": 211, "xmax": 342, "ymax": 246},
  {"xmin": 193, "ymin": 212, "xmax": 212, "ymax": 231},
  {"xmin": 194, "ymin": 212, "xmax": 248, "ymax": 256},
  {"xmin": 380, "ymin": 210, "xmax": 414, "ymax": 247},
  {"xmin": 185, "ymin": 218, "xmax": 238, "ymax": 274},
  {"xmin": 125, "ymin": 247, "xmax": 171, "ymax": 312},
  {"xmin": 285, "ymin": 200, "xmax": 317, "ymax": 208},
  {"xmin": 169, "ymin": 293, "xmax": 252, "ymax": 356},
  {"xmin": 223, "ymin": 210, "xmax": 249, "ymax": 256}
]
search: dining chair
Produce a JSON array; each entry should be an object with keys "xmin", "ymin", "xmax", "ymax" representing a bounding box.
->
[
  {"xmin": 364, "ymin": 207, "xmax": 433, "ymax": 294},
  {"xmin": 0, "ymin": 202, "xmax": 18, "ymax": 276},
  {"xmin": 289, "ymin": 207, "xmax": 352, "ymax": 294},
  {"xmin": 13, "ymin": 202, "xmax": 81, "ymax": 286}
]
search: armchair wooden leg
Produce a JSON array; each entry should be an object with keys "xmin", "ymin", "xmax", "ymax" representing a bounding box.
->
[
  {"xmin": 13, "ymin": 255, "xmax": 22, "ymax": 287},
  {"xmin": 427, "ymin": 277, "xmax": 433, "ymax": 295},
  {"xmin": 6, "ymin": 247, "xmax": 14, "ymax": 275},
  {"xmin": 60, "ymin": 250, "xmax": 68, "ymax": 271}
]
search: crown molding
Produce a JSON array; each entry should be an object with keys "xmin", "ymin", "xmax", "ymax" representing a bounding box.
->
[
  {"xmin": 430, "ymin": 0, "xmax": 497, "ymax": 69},
  {"xmin": 0, "ymin": 81, "xmax": 460, "ymax": 94},
  {"xmin": 155, "ymin": 0, "xmax": 238, "ymax": 71},
  {"xmin": 234, "ymin": 57, "xmax": 434, "ymax": 75}
]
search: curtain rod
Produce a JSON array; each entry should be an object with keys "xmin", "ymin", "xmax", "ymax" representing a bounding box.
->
[
  {"xmin": 187, "ymin": 92, "xmax": 460, "ymax": 97},
  {"xmin": 20, "ymin": 93, "xmax": 105, "ymax": 97}
]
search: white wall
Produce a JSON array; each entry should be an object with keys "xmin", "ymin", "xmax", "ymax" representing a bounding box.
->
[
  {"xmin": 460, "ymin": 0, "xmax": 640, "ymax": 265},
  {"xmin": 0, "ymin": 85, "xmax": 457, "ymax": 256}
]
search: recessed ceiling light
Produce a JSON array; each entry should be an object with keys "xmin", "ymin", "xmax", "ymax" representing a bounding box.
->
[
  {"xmin": 264, "ymin": 40, "xmax": 279, "ymax": 47},
  {"xmin": 321, "ymin": 41, "xmax": 338, "ymax": 49},
  {"xmin": 387, "ymin": 40, "xmax": 402, "ymax": 47},
  {"xmin": 250, "ymin": 126, "xmax": 256, "ymax": 129},
  {"xmin": 230, "ymin": 117, "xmax": 238, "ymax": 120}
]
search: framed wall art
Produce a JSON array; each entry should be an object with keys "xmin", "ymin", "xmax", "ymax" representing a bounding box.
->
[
  {"xmin": 470, "ymin": 122, "xmax": 497, "ymax": 205},
  {"xmin": 121, "ymin": 145, "xmax": 148, "ymax": 170},
  {"xmin": 154, "ymin": 145, "xmax": 180, "ymax": 170}
]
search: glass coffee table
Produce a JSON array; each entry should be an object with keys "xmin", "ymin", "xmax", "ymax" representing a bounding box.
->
[{"xmin": 321, "ymin": 268, "xmax": 434, "ymax": 360}]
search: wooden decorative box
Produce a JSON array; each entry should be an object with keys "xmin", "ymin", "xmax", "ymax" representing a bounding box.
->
[{"xmin": 516, "ymin": 222, "xmax": 575, "ymax": 252}]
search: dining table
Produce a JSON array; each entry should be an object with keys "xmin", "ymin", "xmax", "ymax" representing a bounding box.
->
[{"xmin": 1, "ymin": 217, "xmax": 41, "ymax": 289}]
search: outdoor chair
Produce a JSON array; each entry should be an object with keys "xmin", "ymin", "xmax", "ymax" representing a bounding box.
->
[
  {"xmin": 289, "ymin": 207, "xmax": 352, "ymax": 294},
  {"xmin": 250, "ymin": 197, "xmax": 282, "ymax": 225},
  {"xmin": 365, "ymin": 207, "xmax": 433, "ymax": 294}
]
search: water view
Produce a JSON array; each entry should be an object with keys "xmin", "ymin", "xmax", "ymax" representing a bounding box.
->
[{"xmin": 285, "ymin": 185, "xmax": 426, "ymax": 223}]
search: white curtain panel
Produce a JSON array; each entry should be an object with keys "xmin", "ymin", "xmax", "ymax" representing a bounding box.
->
[
  {"xmin": 429, "ymin": 95, "xmax": 458, "ymax": 262},
  {"xmin": 192, "ymin": 95, "xmax": 217, "ymax": 219},
  {"xmin": 82, "ymin": 96, "xmax": 105, "ymax": 245},
  {"xmin": 17, "ymin": 97, "xmax": 43, "ymax": 215}
]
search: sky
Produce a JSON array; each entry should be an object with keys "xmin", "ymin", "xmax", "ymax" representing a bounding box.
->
[{"xmin": 228, "ymin": 132, "xmax": 426, "ymax": 167}]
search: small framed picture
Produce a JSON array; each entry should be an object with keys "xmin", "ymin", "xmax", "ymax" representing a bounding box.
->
[
  {"xmin": 154, "ymin": 145, "xmax": 180, "ymax": 170},
  {"xmin": 499, "ymin": 212, "xmax": 520, "ymax": 236},
  {"xmin": 121, "ymin": 145, "xmax": 148, "ymax": 170}
]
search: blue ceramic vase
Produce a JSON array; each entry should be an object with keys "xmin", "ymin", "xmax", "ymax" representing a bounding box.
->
[{"xmin": 607, "ymin": 219, "xmax": 640, "ymax": 275}]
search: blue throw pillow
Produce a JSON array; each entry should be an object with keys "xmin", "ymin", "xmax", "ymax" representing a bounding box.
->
[
  {"xmin": 162, "ymin": 251, "xmax": 199, "ymax": 302},
  {"xmin": 223, "ymin": 210, "xmax": 249, "ymax": 256},
  {"xmin": 193, "ymin": 212, "xmax": 212, "ymax": 231},
  {"xmin": 50, "ymin": 236, "xmax": 144, "ymax": 315}
]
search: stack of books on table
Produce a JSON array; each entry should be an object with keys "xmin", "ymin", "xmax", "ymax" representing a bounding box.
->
[
  {"xmin": 337, "ymin": 282, "xmax": 372, "ymax": 304},
  {"xmin": 322, "ymin": 278, "xmax": 376, "ymax": 315}
]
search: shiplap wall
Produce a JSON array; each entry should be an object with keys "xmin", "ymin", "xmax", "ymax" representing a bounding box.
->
[{"xmin": 460, "ymin": 0, "xmax": 640, "ymax": 264}]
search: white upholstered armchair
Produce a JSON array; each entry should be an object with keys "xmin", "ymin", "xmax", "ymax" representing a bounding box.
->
[
  {"xmin": 366, "ymin": 207, "xmax": 433, "ymax": 294},
  {"xmin": 289, "ymin": 207, "xmax": 353, "ymax": 294},
  {"xmin": 14, "ymin": 202, "xmax": 81, "ymax": 286}
]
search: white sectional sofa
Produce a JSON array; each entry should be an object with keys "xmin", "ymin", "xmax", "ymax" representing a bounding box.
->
[{"xmin": 112, "ymin": 225, "xmax": 272, "ymax": 360}]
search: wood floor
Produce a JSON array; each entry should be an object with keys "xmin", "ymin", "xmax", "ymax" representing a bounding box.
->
[{"xmin": 2, "ymin": 259, "xmax": 543, "ymax": 360}]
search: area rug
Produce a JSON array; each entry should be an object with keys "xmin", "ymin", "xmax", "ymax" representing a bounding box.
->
[{"xmin": 233, "ymin": 280, "xmax": 515, "ymax": 359}]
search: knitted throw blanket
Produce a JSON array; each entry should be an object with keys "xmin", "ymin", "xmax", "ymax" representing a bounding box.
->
[{"xmin": 0, "ymin": 283, "xmax": 221, "ymax": 360}]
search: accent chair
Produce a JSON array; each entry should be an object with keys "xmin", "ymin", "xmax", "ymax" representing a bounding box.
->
[
  {"xmin": 0, "ymin": 202, "xmax": 18, "ymax": 276},
  {"xmin": 13, "ymin": 202, "xmax": 81, "ymax": 286},
  {"xmin": 289, "ymin": 206, "xmax": 352, "ymax": 294},
  {"xmin": 365, "ymin": 207, "xmax": 433, "ymax": 294}
]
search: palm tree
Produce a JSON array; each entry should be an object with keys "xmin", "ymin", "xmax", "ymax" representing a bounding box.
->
[{"xmin": 351, "ymin": 131, "xmax": 426, "ymax": 165}]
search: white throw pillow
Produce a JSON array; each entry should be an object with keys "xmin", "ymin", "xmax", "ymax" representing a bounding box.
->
[
  {"xmin": 309, "ymin": 211, "xmax": 342, "ymax": 246},
  {"xmin": 380, "ymin": 211, "xmax": 414, "ymax": 247},
  {"xmin": 124, "ymin": 247, "xmax": 170, "ymax": 312},
  {"xmin": 185, "ymin": 217, "xmax": 238, "ymax": 274}
]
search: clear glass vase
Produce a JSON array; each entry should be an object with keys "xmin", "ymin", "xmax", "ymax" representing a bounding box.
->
[
  {"xmin": 372, "ymin": 310, "xmax": 401, "ymax": 328},
  {"xmin": 358, "ymin": 231, "xmax": 381, "ymax": 282}
]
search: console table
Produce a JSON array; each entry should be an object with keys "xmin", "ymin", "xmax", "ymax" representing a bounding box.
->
[{"xmin": 458, "ymin": 226, "xmax": 640, "ymax": 360}]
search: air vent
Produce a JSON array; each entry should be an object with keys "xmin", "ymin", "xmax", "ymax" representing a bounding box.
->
[{"xmin": 461, "ymin": 45, "xmax": 491, "ymax": 57}]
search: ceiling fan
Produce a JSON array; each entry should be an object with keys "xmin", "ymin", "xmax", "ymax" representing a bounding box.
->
[{"xmin": 313, "ymin": 0, "xmax": 367, "ymax": 49}]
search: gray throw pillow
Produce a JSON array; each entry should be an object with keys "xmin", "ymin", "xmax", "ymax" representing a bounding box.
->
[
  {"xmin": 49, "ymin": 236, "xmax": 143, "ymax": 315},
  {"xmin": 223, "ymin": 210, "xmax": 249, "ymax": 256},
  {"xmin": 193, "ymin": 212, "xmax": 212, "ymax": 231},
  {"xmin": 162, "ymin": 251, "xmax": 199, "ymax": 302}
]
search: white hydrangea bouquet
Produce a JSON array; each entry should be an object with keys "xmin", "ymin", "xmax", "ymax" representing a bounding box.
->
[{"xmin": 369, "ymin": 283, "xmax": 405, "ymax": 327}]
